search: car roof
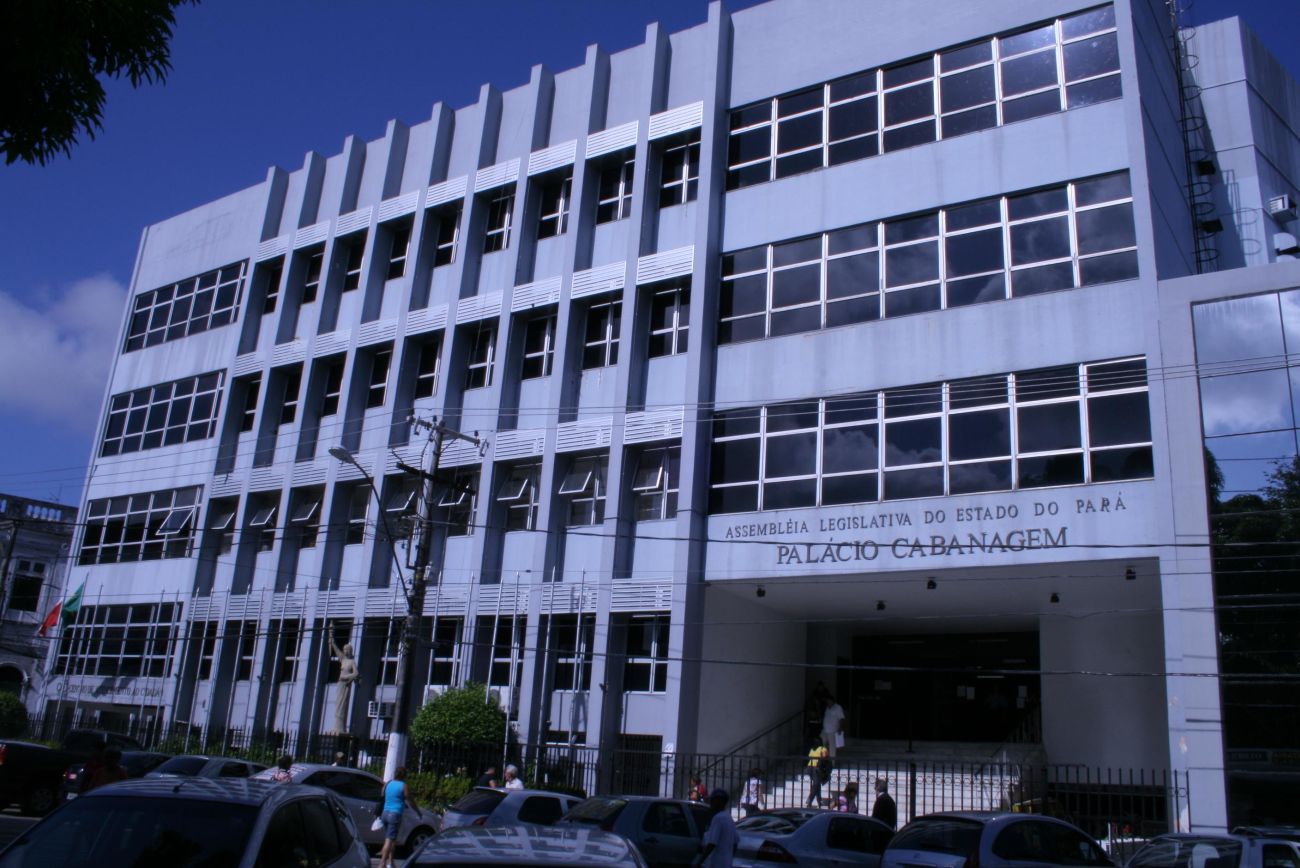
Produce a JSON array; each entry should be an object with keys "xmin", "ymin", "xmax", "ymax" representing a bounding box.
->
[
  {"xmin": 411, "ymin": 825, "xmax": 637, "ymax": 865},
  {"xmin": 83, "ymin": 776, "xmax": 328, "ymax": 807},
  {"xmin": 1148, "ymin": 833, "xmax": 1284, "ymax": 846},
  {"xmin": 465, "ymin": 786, "xmax": 578, "ymax": 798}
]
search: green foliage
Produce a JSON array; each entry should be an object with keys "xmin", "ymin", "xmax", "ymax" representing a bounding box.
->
[
  {"xmin": 0, "ymin": 0, "xmax": 195, "ymax": 165},
  {"xmin": 0, "ymin": 693, "xmax": 29, "ymax": 738},
  {"xmin": 410, "ymin": 682, "xmax": 507, "ymax": 749},
  {"xmin": 405, "ymin": 772, "xmax": 474, "ymax": 810}
]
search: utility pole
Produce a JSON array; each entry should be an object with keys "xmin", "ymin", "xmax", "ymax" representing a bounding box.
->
[{"xmin": 383, "ymin": 416, "xmax": 481, "ymax": 781}]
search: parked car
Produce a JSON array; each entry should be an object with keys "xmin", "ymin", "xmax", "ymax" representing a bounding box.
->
[
  {"xmin": 881, "ymin": 812, "xmax": 1114, "ymax": 868},
  {"xmin": 1232, "ymin": 828, "xmax": 1300, "ymax": 845},
  {"xmin": 408, "ymin": 824, "xmax": 647, "ymax": 867},
  {"xmin": 251, "ymin": 762, "xmax": 440, "ymax": 854},
  {"xmin": 144, "ymin": 753, "xmax": 266, "ymax": 779},
  {"xmin": 733, "ymin": 808, "xmax": 895, "ymax": 868},
  {"xmin": 61, "ymin": 750, "xmax": 171, "ymax": 801},
  {"xmin": 0, "ymin": 729, "xmax": 147, "ymax": 815},
  {"xmin": 0, "ymin": 777, "xmax": 370, "ymax": 867},
  {"xmin": 442, "ymin": 787, "xmax": 583, "ymax": 830},
  {"xmin": 559, "ymin": 795, "xmax": 714, "ymax": 867},
  {"xmin": 1127, "ymin": 833, "xmax": 1300, "ymax": 868}
]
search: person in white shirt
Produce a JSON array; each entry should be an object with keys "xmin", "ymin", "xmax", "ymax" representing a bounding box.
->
[
  {"xmin": 821, "ymin": 696, "xmax": 846, "ymax": 758},
  {"xmin": 503, "ymin": 765, "xmax": 524, "ymax": 790},
  {"xmin": 698, "ymin": 789, "xmax": 737, "ymax": 868}
]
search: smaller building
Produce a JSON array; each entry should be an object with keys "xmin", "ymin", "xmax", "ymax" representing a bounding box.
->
[{"xmin": 0, "ymin": 494, "xmax": 77, "ymax": 702}]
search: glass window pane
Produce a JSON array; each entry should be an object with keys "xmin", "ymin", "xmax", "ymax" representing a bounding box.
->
[
  {"xmin": 950, "ymin": 376, "xmax": 1008, "ymax": 409},
  {"xmin": 947, "ymin": 274, "xmax": 1006, "ymax": 308},
  {"xmin": 1062, "ymin": 6, "xmax": 1116, "ymax": 40},
  {"xmin": 822, "ymin": 472, "xmax": 879, "ymax": 505},
  {"xmin": 831, "ymin": 72, "xmax": 876, "ymax": 101},
  {"xmin": 776, "ymin": 149, "xmax": 824, "ymax": 178},
  {"xmin": 1088, "ymin": 393, "xmax": 1151, "ymax": 447},
  {"xmin": 778, "ymin": 113, "xmax": 824, "ymax": 154},
  {"xmin": 946, "ymin": 198, "xmax": 1003, "ymax": 231},
  {"xmin": 719, "ymin": 316, "xmax": 767, "ymax": 344},
  {"xmin": 829, "ymin": 136, "xmax": 880, "ymax": 165},
  {"xmin": 1199, "ymin": 370, "xmax": 1293, "ymax": 436},
  {"xmin": 1009, "ymin": 187, "xmax": 1069, "ymax": 220},
  {"xmin": 942, "ymin": 105, "xmax": 999, "ymax": 138},
  {"xmin": 1064, "ymin": 32, "xmax": 1119, "ymax": 82},
  {"xmin": 1018, "ymin": 453, "xmax": 1084, "ymax": 488},
  {"xmin": 1017, "ymin": 365, "xmax": 1079, "ymax": 401},
  {"xmin": 1075, "ymin": 172, "xmax": 1130, "ymax": 206},
  {"xmin": 830, "ymin": 98, "xmax": 878, "ymax": 140},
  {"xmin": 942, "ymin": 66, "xmax": 997, "ymax": 112},
  {"xmin": 1193, "ymin": 295, "xmax": 1284, "ymax": 364},
  {"xmin": 1079, "ymin": 250, "xmax": 1138, "ymax": 286},
  {"xmin": 885, "ymin": 284, "xmax": 942, "ymax": 317},
  {"xmin": 1002, "ymin": 89, "xmax": 1062, "ymax": 123},
  {"xmin": 715, "ymin": 408, "xmax": 761, "ymax": 439},
  {"xmin": 721, "ymin": 274, "xmax": 768, "ymax": 318},
  {"xmin": 723, "ymin": 246, "xmax": 768, "ymax": 276},
  {"xmin": 950, "ymin": 460, "xmax": 1012, "ymax": 494},
  {"xmin": 828, "ymin": 223, "xmax": 877, "ymax": 255},
  {"xmin": 1091, "ymin": 445, "xmax": 1153, "ymax": 482},
  {"xmin": 710, "ymin": 439, "xmax": 760, "ymax": 484},
  {"xmin": 1206, "ymin": 431, "xmax": 1298, "ymax": 499},
  {"xmin": 778, "ymin": 87, "xmax": 823, "ymax": 117},
  {"xmin": 950, "ymin": 409, "xmax": 1012, "ymax": 460},
  {"xmin": 731, "ymin": 103, "xmax": 771, "ymax": 130},
  {"xmin": 823, "ymin": 424, "xmax": 879, "ymax": 473},
  {"xmin": 1017, "ymin": 402, "xmax": 1082, "ymax": 452},
  {"xmin": 764, "ymin": 478, "xmax": 818, "ymax": 510},
  {"xmin": 884, "ymin": 466, "xmax": 944, "ymax": 499},
  {"xmin": 1067, "ymin": 75, "xmax": 1122, "ymax": 108},
  {"xmin": 729, "ymin": 128, "xmax": 772, "ymax": 165},
  {"xmin": 885, "ymin": 81, "xmax": 935, "ymax": 125},
  {"xmin": 884, "ymin": 58, "xmax": 934, "ymax": 88},
  {"xmin": 1000, "ymin": 50, "xmax": 1059, "ymax": 97},
  {"xmin": 827, "ymin": 251, "xmax": 879, "ymax": 298},
  {"xmin": 766, "ymin": 431, "xmax": 818, "ymax": 477},
  {"xmin": 941, "ymin": 41, "xmax": 993, "ymax": 72},
  {"xmin": 728, "ymin": 162, "xmax": 772, "ymax": 190},
  {"xmin": 946, "ymin": 228, "xmax": 1005, "ymax": 277},
  {"xmin": 772, "ymin": 264, "xmax": 821, "ymax": 308},
  {"xmin": 1001, "ymin": 24, "xmax": 1055, "ymax": 58},
  {"xmin": 770, "ymin": 305, "xmax": 821, "ymax": 336},
  {"xmin": 710, "ymin": 484, "xmax": 759, "ymax": 514},
  {"xmin": 883, "ymin": 119, "xmax": 936, "ymax": 151},
  {"xmin": 1011, "ymin": 261, "xmax": 1075, "ymax": 296},
  {"xmin": 885, "ymin": 417, "xmax": 942, "ymax": 466},
  {"xmin": 1076, "ymin": 203, "xmax": 1136, "ymax": 254},
  {"xmin": 773, "ymin": 236, "xmax": 822, "ymax": 267},
  {"xmin": 767, "ymin": 401, "xmax": 820, "ymax": 432},
  {"xmin": 886, "ymin": 241, "xmax": 940, "ymax": 286},
  {"xmin": 887, "ymin": 214, "xmax": 939, "ymax": 244},
  {"xmin": 825, "ymin": 394, "xmax": 878, "ymax": 425},
  {"xmin": 1010, "ymin": 217, "xmax": 1071, "ymax": 265},
  {"xmin": 826, "ymin": 294, "xmax": 881, "ymax": 326}
]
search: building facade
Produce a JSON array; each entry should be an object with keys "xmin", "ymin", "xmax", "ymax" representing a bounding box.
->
[
  {"xmin": 39, "ymin": 0, "xmax": 1300, "ymax": 829},
  {"xmin": 1, "ymin": 494, "xmax": 77, "ymax": 700}
]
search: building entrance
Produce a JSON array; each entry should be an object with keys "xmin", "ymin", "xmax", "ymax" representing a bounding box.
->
[{"xmin": 845, "ymin": 632, "xmax": 1039, "ymax": 744}]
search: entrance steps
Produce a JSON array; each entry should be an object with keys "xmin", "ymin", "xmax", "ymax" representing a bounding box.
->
[{"xmin": 738, "ymin": 738, "xmax": 1045, "ymax": 825}]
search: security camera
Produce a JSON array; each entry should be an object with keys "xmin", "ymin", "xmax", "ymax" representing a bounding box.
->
[{"xmin": 756, "ymin": 586, "xmax": 766, "ymax": 598}]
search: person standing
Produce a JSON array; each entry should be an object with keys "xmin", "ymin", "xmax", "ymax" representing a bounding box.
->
[
  {"xmin": 503, "ymin": 766, "xmax": 524, "ymax": 790},
  {"xmin": 475, "ymin": 765, "xmax": 497, "ymax": 788},
  {"xmin": 740, "ymin": 768, "xmax": 766, "ymax": 817},
  {"xmin": 379, "ymin": 767, "xmax": 421, "ymax": 868},
  {"xmin": 270, "ymin": 754, "xmax": 294, "ymax": 783},
  {"xmin": 805, "ymin": 739, "xmax": 829, "ymax": 807},
  {"xmin": 699, "ymin": 789, "xmax": 737, "ymax": 868},
  {"xmin": 688, "ymin": 774, "xmax": 708, "ymax": 803},
  {"xmin": 835, "ymin": 781, "xmax": 859, "ymax": 813},
  {"xmin": 821, "ymin": 695, "xmax": 846, "ymax": 758},
  {"xmin": 871, "ymin": 778, "xmax": 897, "ymax": 829}
]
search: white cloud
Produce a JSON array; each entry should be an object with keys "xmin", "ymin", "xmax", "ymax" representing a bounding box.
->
[{"xmin": 0, "ymin": 275, "xmax": 127, "ymax": 431}]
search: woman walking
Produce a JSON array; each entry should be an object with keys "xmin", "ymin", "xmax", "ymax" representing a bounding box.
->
[{"xmin": 379, "ymin": 767, "xmax": 420, "ymax": 868}]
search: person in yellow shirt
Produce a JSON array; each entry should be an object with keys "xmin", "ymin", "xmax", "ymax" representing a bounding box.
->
[{"xmin": 805, "ymin": 739, "xmax": 830, "ymax": 807}]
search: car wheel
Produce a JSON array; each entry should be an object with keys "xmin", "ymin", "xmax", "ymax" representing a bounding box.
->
[
  {"xmin": 23, "ymin": 785, "xmax": 57, "ymax": 816},
  {"xmin": 401, "ymin": 826, "xmax": 435, "ymax": 857}
]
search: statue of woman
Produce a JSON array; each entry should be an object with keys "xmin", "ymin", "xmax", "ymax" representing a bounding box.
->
[{"xmin": 328, "ymin": 623, "xmax": 359, "ymax": 734}]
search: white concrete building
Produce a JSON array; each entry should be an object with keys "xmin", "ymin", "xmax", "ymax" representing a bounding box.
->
[{"xmin": 39, "ymin": 0, "xmax": 1300, "ymax": 830}]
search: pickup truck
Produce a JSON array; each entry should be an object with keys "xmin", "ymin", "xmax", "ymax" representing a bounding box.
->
[{"xmin": 0, "ymin": 729, "xmax": 145, "ymax": 815}]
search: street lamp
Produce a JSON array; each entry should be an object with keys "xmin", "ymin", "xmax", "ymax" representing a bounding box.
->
[{"xmin": 328, "ymin": 446, "xmax": 408, "ymax": 596}]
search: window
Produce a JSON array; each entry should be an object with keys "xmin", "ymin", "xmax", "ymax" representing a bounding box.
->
[
  {"xmin": 427, "ymin": 619, "xmax": 461, "ymax": 687},
  {"xmin": 624, "ymin": 614, "xmax": 669, "ymax": 692},
  {"xmin": 439, "ymin": 468, "xmax": 478, "ymax": 536},
  {"xmin": 339, "ymin": 233, "xmax": 366, "ymax": 291},
  {"xmin": 123, "ymin": 262, "xmax": 246, "ymax": 352},
  {"xmin": 648, "ymin": 283, "xmax": 690, "ymax": 357},
  {"xmin": 483, "ymin": 189, "xmax": 514, "ymax": 253},
  {"xmin": 497, "ymin": 463, "xmax": 541, "ymax": 531},
  {"xmin": 375, "ymin": 618, "xmax": 402, "ymax": 686},
  {"xmin": 432, "ymin": 203, "xmax": 461, "ymax": 266},
  {"xmin": 366, "ymin": 348, "xmax": 391, "ymax": 409},
  {"xmin": 8, "ymin": 560, "xmax": 46, "ymax": 612},
  {"xmin": 384, "ymin": 221, "xmax": 411, "ymax": 280},
  {"xmin": 258, "ymin": 260, "xmax": 283, "ymax": 315},
  {"xmin": 560, "ymin": 455, "xmax": 608, "ymax": 526},
  {"xmin": 719, "ymin": 172, "xmax": 1136, "ymax": 344},
  {"xmin": 725, "ymin": 6, "xmax": 1120, "ymax": 190},
  {"xmin": 992, "ymin": 820, "xmax": 1110, "ymax": 865},
  {"xmin": 194, "ymin": 620, "xmax": 219, "ymax": 679},
  {"xmin": 632, "ymin": 446, "xmax": 680, "ymax": 521},
  {"xmin": 54, "ymin": 602, "xmax": 178, "ymax": 678},
  {"xmin": 518, "ymin": 796, "xmax": 565, "ymax": 826},
  {"xmin": 552, "ymin": 614, "xmax": 594, "ymax": 691},
  {"xmin": 413, "ymin": 338, "xmax": 441, "ymax": 399},
  {"xmin": 582, "ymin": 299, "xmax": 621, "ymax": 369},
  {"xmin": 465, "ymin": 323, "xmax": 496, "ymax": 389},
  {"xmin": 484, "ymin": 615, "xmax": 523, "ymax": 691},
  {"xmin": 79, "ymin": 487, "xmax": 201, "ymax": 565},
  {"xmin": 101, "ymin": 371, "xmax": 224, "ymax": 457},
  {"xmin": 384, "ymin": 478, "xmax": 418, "ymax": 517},
  {"xmin": 289, "ymin": 493, "xmax": 322, "ymax": 549},
  {"xmin": 248, "ymin": 499, "xmax": 279, "ymax": 552},
  {"xmin": 644, "ymin": 802, "xmax": 693, "ymax": 838},
  {"xmin": 319, "ymin": 359, "xmax": 344, "ymax": 417},
  {"xmin": 345, "ymin": 486, "xmax": 369, "ymax": 545},
  {"xmin": 659, "ymin": 132, "xmax": 700, "ymax": 207},
  {"xmin": 278, "ymin": 368, "xmax": 302, "ymax": 426},
  {"xmin": 299, "ymin": 247, "xmax": 324, "ymax": 304},
  {"xmin": 207, "ymin": 500, "xmax": 237, "ymax": 556},
  {"xmin": 596, "ymin": 155, "xmax": 635, "ymax": 223},
  {"xmin": 233, "ymin": 620, "xmax": 257, "ymax": 680},
  {"xmin": 537, "ymin": 173, "xmax": 572, "ymax": 238},
  {"xmin": 708, "ymin": 358, "xmax": 1152, "ymax": 513},
  {"xmin": 521, "ymin": 313, "xmax": 556, "ymax": 379},
  {"xmin": 239, "ymin": 375, "xmax": 261, "ymax": 433}
]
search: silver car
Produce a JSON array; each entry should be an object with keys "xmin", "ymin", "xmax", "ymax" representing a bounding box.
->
[
  {"xmin": 409, "ymin": 824, "xmax": 647, "ymax": 867},
  {"xmin": 734, "ymin": 808, "xmax": 895, "ymax": 868},
  {"xmin": 882, "ymin": 812, "xmax": 1113, "ymax": 868},
  {"xmin": 0, "ymin": 777, "xmax": 370, "ymax": 867},
  {"xmin": 251, "ymin": 762, "xmax": 440, "ymax": 854},
  {"xmin": 145, "ymin": 753, "xmax": 266, "ymax": 779},
  {"xmin": 442, "ymin": 787, "xmax": 583, "ymax": 830}
]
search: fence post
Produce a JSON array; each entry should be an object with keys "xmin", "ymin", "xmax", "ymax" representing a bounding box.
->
[{"xmin": 908, "ymin": 761, "xmax": 917, "ymax": 823}]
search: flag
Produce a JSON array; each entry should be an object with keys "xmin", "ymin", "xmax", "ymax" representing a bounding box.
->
[{"xmin": 38, "ymin": 581, "xmax": 85, "ymax": 637}]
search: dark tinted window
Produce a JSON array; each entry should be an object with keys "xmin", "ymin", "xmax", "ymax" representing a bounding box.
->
[
  {"xmin": 0, "ymin": 796, "xmax": 255, "ymax": 868},
  {"xmin": 889, "ymin": 817, "xmax": 983, "ymax": 857},
  {"xmin": 451, "ymin": 788, "xmax": 507, "ymax": 815},
  {"xmin": 154, "ymin": 756, "xmax": 208, "ymax": 776},
  {"xmin": 993, "ymin": 820, "xmax": 1112, "ymax": 866},
  {"xmin": 828, "ymin": 817, "xmax": 874, "ymax": 852},
  {"xmin": 644, "ymin": 802, "xmax": 693, "ymax": 837},
  {"xmin": 256, "ymin": 804, "xmax": 313, "ymax": 868},
  {"xmin": 518, "ymin": 796, "xmax": 565, "ymax": 825},
  {"xmin": 564, "ymin": 797, "xmax": 628, "ymax": 825},
  {"xmin": 299, "ymin": 798, "xmax": 347, "ymax": 863},
  {"xmin": 687, "ymin": 804, "xmax": 713, "ymax": 838},
  {"xmin": 219, "ymin": 762, "xmax": 250, "ymax": 778}
]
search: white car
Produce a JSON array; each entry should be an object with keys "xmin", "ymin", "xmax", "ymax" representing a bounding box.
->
[{"xmin": 408, "ymin": 824, "xmax": 647, "ymax": 867}]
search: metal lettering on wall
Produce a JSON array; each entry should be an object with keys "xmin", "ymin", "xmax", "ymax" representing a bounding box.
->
[
  {"xmin": 52, "ymin": 676, "xmax": 167, "ymax": 703},
  {"xmin": 706, "ymin": 483, "xmax": 1148, "ymax": 573}
]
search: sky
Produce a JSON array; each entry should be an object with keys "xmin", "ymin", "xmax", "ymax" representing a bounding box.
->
[{"xmin": 0, "ymin": 0, "xmax": 1296, "ymax": 507}]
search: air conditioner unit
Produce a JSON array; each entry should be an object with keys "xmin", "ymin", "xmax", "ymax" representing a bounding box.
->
[
  {"xmin": 1275, "ymin": 232, "xmax": 1299, "ymax": 259},
  {"xmin": 367, "ymin": 701, "xmax": 395, "ymax": 719},
  {"xmin": 1269, "ymin": 193, "xmax": 1297, "ymax": 221}
]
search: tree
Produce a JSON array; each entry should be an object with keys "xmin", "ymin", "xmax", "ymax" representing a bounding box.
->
[
  {"xmin": 1, "ymin": 0, "xmax": 194, "ymax": 165},
  {"xmin": 410, "ymin": 683, "xmax": 507, "ymax": 750},
  {"xmin": 0, "ymin": 692, "xmax": 28, "ymax": 738}
]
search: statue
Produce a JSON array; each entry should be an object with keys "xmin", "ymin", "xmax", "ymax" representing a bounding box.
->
[{"xmin": 327, "ymin": 623, "xmax": 358, "ymax": 734}]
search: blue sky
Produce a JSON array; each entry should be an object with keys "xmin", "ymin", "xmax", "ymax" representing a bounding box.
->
[{"xmin": 0, "ymin": 0, "xmax": 1295, "ymax": 505}]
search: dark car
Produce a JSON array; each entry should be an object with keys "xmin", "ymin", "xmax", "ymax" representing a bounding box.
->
[
  {"xmin": 61, "ymin": 750, "xmax": 170, "ymax": 801},
  {"xmin": 881, "ymin": 812, "xmax": 1114, "ymax": 868},
  {"xmin": 734, "ymin": 808, "xmax": 895, "ymax": 868},
  {"xmin": 0, "ymin": 777, "xmax": 370, "ymax": 867},
  {"xmin": 0, "ymin": 729, "xmax": 148, "ymax": 815},
  {"xmin": 559, "ymin": 795, "xmax": 714, "ymax": 867}
]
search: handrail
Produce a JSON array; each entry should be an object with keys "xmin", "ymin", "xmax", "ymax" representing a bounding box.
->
[{"xmin": 695, "ymin": 707, "xmax": 806, "ymax": 781}]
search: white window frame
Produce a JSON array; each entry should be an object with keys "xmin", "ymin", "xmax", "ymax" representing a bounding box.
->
[{"xmin": 483, "ymin": 189, "xmax": 514, "ymax": 253}]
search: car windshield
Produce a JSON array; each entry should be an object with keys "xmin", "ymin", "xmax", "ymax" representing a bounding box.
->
[
  {"xmin": 1129, "ymin": 837, "xmax": 1243, "ymax": 868},
  {"xmin": 450, "ymin": 789, "xmax": 508, "ymax": 815},
  {"xmin": 563, "ymin": 798, "xmax": 627, "ymax": 824},
  {"xmin": 0, "ymin": 795, "xmax": 257, "ymax": 867},
  {"xmin": 890, "ymin": 817, "xmax": 985, "ymax": 857},
  {"xmin": 153, "ymin": 756, "xmax": 208, "ymax": 776}
]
